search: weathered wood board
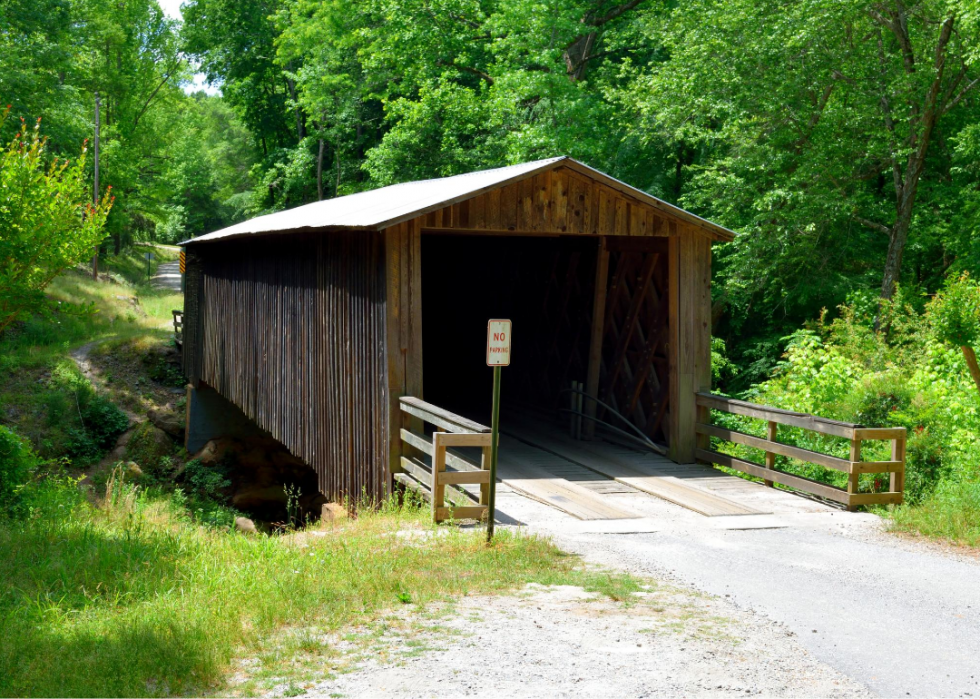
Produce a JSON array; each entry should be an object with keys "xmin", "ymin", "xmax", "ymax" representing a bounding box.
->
[
  {"xmin": 496, "ymin": 436, "xmax": 639, "ymax": 521},
  {"xmin": 504, "ymin": 421, "xmax": 766, "ymax": 517}
]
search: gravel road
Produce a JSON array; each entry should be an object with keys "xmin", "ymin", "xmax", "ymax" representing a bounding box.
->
[
  {"xmin": 151, "ymin": 260, "xmax": 181, "ymax": 291},
  {"xmin": 292, "ymin": 484, "xmax": 980, "ymax": 698},
  {"xmin": 510, "ymin": 488, "xmax": 980, "ymax": 698},
  {"xmin": 302, "ymin": 585, "xmax": 871, "ymax": 698}
]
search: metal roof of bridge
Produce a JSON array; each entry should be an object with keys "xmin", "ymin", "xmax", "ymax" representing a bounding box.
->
[{"xmin": 181, "ymin": 156, "xmax": 735, "ymax": 245}]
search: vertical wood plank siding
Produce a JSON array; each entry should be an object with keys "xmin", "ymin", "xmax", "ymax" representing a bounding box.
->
[{"xmin": 184, "ymin": 231, "xmax": 389, "ymax": 503}]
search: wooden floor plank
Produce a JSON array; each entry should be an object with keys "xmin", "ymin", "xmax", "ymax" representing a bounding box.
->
[
  {"xmin": 496, "ymin": 436, "xmax": 639, "ymax": 521},
  {"xmin": 503, "ymin": 420, "xmax": 766, "ymax": 517}
]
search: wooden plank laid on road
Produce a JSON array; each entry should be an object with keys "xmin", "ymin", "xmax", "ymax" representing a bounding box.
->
[
  {"xmin": 496, "ymin": 437, "xmax": 639, "ymax": 520},
  {"xmin": 506, "ymin": 425, "xmax": 764, "ymax": 517}
]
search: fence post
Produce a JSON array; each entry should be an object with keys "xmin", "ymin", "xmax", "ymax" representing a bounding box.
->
[
  {"xmin": 764, "ymin": 420, "xmax": 777, "ymax": 487},
  {"xmin": 890, "ymin": 431, "xmax": 906, "ymax": 501},
  {"xmin": 847, "ymin": 438, "xmax": 862, "ymax": 511},
  {"xmin": 479, "ymin": 444, "xmax": 491, "ymax": 507},
  {"xmin": 432, "ymin": 432, "xmax": 447, "ymax": 522}
]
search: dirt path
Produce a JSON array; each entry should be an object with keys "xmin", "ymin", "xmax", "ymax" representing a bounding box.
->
[{"xmin": 68, "ymin": 340, "xmax": 139, "ymax": 423}]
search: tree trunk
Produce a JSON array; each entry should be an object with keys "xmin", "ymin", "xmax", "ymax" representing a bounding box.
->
[
  {"xmin": 92, "ymin": 91, "xmax": 101, "ymax": 280},
  {"xmin": 874, "ymin": 15, "xmax": 955, "ymax": 302},
  {"xmin": 284, "ymin": 73, "xmax": 305, "ymax": 142},
  {"xmin": 962, "ymin": 346, "xmax": 980, "ymax": 396},
  {"xmin": 317, "ymin": 138, "xmax": 325, "ymax": 201},
  {"xmin": 879, "ymin": 212, "xmax": 911, "ymax": 301}
]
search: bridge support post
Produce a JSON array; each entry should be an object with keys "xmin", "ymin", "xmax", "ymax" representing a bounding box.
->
[{"xmin": 184, "ymin": 383, "xmax": 267, "ymax": 454}]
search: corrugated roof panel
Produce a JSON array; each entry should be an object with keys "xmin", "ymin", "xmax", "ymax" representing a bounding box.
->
[
  {"xmin": 182, "ymin": 155, "xmax": 735, "ymax": 245},
  {"xmin": 183, "ymin": 157, "xmax": 566, "ymax": 244}
]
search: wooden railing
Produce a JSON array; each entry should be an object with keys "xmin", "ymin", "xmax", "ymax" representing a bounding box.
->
[
  {"xmin": 395, "ymin": 397, "xmax": 493, "ymax": 523},
  {"xmin": 694, "ymin": 392, "xmax": 906, "ymax": 510},
  {"xmin": 172, "ymin": 309, "xmax": 183, "ymax": 347}
]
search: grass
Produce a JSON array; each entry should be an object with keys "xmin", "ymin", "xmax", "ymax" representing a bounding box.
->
[
  {"xmin": 890, "ymin": 480, "xmax": 980, "ymax": 547},
  {"xmin": 0, "ymin": 480, "xmax": 639, "ymax": 697},
  {"xmin": 0, "ymin": 247, "xmax": 183, "ymax": 461}
]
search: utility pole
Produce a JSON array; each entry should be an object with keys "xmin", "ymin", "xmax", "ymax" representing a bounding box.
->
[{"xmin": 91, "ymin": 91, "xmax": 100, "ymax": 280}]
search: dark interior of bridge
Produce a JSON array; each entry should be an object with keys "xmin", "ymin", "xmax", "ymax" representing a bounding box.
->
[{"xmin": 421, "ymin": 233, "xmax": 599, "ymax": 428}]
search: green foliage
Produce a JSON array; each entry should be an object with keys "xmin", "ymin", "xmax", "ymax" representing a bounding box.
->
[
  {"xmin": 0, "ymin": 426, "xmax": 36, "ymax": 517},
  {"xmin": 37, "ymin": 362, "xmax": 130, "ymax": 464},
  {"xmin": 0, "ymin": 112, "xmax": 112, "ymax": 332},
  {"xmin": 182, "ymin": 457, "xmax": 231, "ymax": 499},
  {"xmin": 892, "ymin": 480, "xmax": 980, "ymax": 547},
  {"xmin": 725, "ymin": 293, "xmax": 980, "ymax": 506},
  {"xmin": 929, "ymin": 273, "xmax": 980, "ymax": 348},
  {"xmin": 124, "ymin": 421, "xmax": 173, "ymax": 475}
]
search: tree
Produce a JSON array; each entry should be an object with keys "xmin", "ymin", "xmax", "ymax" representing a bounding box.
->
[
  {"xmin": 619, "ymin": 0, "xmax": 980, "ymax": 376},
  {"xmin": 929, "ymin": 273, "xmax": 980, "ymax": 395},
  {"xmin": 0, "ymin": 112, "xmax": 112, "ymax": 332}
]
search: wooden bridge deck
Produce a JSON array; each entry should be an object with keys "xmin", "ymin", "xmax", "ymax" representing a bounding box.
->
[{"xmin": 490, "ymin": 414, "xmax": 839, "ymax": 520}]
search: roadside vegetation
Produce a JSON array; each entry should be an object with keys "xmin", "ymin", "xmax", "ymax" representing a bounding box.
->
[
  {"xmin": 711, "ymin": 279, "xmax": 980, "ymax": 547},
  {"xmin": 0, "ymin": 247, "xmax": 179, "ymax": 465},
  {"xmin": 0, "ymin": 468, "xmax": 634, "ymax": 697}
]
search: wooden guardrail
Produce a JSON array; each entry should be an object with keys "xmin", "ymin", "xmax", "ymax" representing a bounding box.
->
[
  {"xmin": 694, "ymin": 392, "xmax": 906, "ymax": 510},
  {"xmin": 172, "ymin": 309, "xmax": 183, "ymax": 347},
  {"xmin": 395, "ymin": 397, "xmax": 493, "ymax": 522}
]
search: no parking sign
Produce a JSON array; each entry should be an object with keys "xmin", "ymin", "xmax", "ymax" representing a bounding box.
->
[{"xmin": 486, "ymin": 319, "xmax": 512, "ymax": 366}]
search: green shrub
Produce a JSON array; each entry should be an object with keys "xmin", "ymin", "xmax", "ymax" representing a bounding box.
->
[
  {"xmin": 182, "ymin": 458, "xmax": 231, "ymax": 499},
  {"xmin": 0, "ymin": 426, "xmax": 36, "ymax": 516},
  {"xmin": 0, "ymin": 109, "xmax": 111, "ymax": 333},
  {"xmin": 124, "ymin": 421, "xmax": 175, "ymax": 476},
  {"xmin": 65, "ymin": 394, "xmax": 129, "ymax": 463},
  {"xmin": 81, "ymin": 394, "xmax": 129, "ymax": 450},
  {"xmin": 725, "ymin": 291, "xmax": 980, "ymax": 518},
  {"xmin": 892, "ymin": 480, "xmax": 980, "ymax": 546}
]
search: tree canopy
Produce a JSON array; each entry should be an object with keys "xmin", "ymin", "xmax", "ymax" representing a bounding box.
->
[{"xmin": 3, "ymin": 0, "xmax": 979, "ymax": 382}]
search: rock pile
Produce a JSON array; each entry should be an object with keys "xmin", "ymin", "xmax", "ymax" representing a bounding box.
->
[{"xmin": 190, "ymin": 435, "xmax": 328, "ymax": 523}]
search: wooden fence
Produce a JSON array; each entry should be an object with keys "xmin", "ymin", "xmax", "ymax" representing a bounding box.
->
[
  {"xmin": 395, "ymin": 397, "xmax": 493, "ymax": 522},
  {"xmin": 172, "ymin": 309, "xmax": 183, "ymax": 347},
  {"xmin": 694, "ymin": 392, "xmax": 906, "ymax": 510}
]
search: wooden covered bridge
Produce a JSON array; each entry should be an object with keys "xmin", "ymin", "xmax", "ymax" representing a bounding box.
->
[{"xmin": 180, "ymin": 157, "xmax": 906, "ymax": 520}]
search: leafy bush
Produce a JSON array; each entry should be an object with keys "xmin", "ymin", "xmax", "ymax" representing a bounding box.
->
[
  {"xmin": 124, "ymin": 421, "xmax": 174, "ymax": 476},
  {"xmin": 0, "ymin": 109, "xmax": 112, "ymax": 333},
  {"xmin": 929, "ymin": 273, "xmax": 980, "ymax": 348},
  {"xmin": 723, "ymin": 290, "xmax": 980, "ymax": 508},
  {"xmin": 65, "ymin": 394, "xmax": 129, "ymax": 463},
  {"xmin": 0, "ymin": 425, "xmax": 35, "ymax": 516},
  {"xmin": 182, "ymin": 458, "xmax": 231, "ymax": 499}
]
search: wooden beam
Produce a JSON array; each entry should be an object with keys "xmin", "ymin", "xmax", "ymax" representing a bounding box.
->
[
  {"xmin": 384, "ymin": 224, "xmax": 407, "ymax": 479},
  {"xmin": 434, "ymin": 506, "xmax": 487, "ymax": 521},
  {"xmin": 668, "ymin": 236, "xmax": 711, "ymax": 463},
  {"xmin": 696, "ymin": 392, "xmax": 860, "ymax": 440},
  {"xmin": 439, "ymin": 470, "xmax": 491, "ymax": 485},
  {"xmin": 399, "ymin": 397, "xmax": 491, "ymax": 433},
  {"xmin": 695, "ymin": 422, "xmax": 851, "ymax": 472},
  {"xmin": 847, "ymin": 439, "xmax": 861, "ymax": 512},
  {"xmin": 584, "ymin": 237, "xmax": 610, "ymax": 439},
  {"xmin": 696, "ymin": 448, "xmax": 850, "ymax": 505},
  {"xmin": 400, "ymin": 428, "xmax": 483, "ymax": 472}
]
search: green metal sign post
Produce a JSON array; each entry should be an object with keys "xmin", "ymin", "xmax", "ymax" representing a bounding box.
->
[
  {"xmin": 487, "ymin": 364, "xmax": 502, "ymax": 542},
  {"xmin": 485, "ymin": 319, "xmax": 511, "ymax": 543}
]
